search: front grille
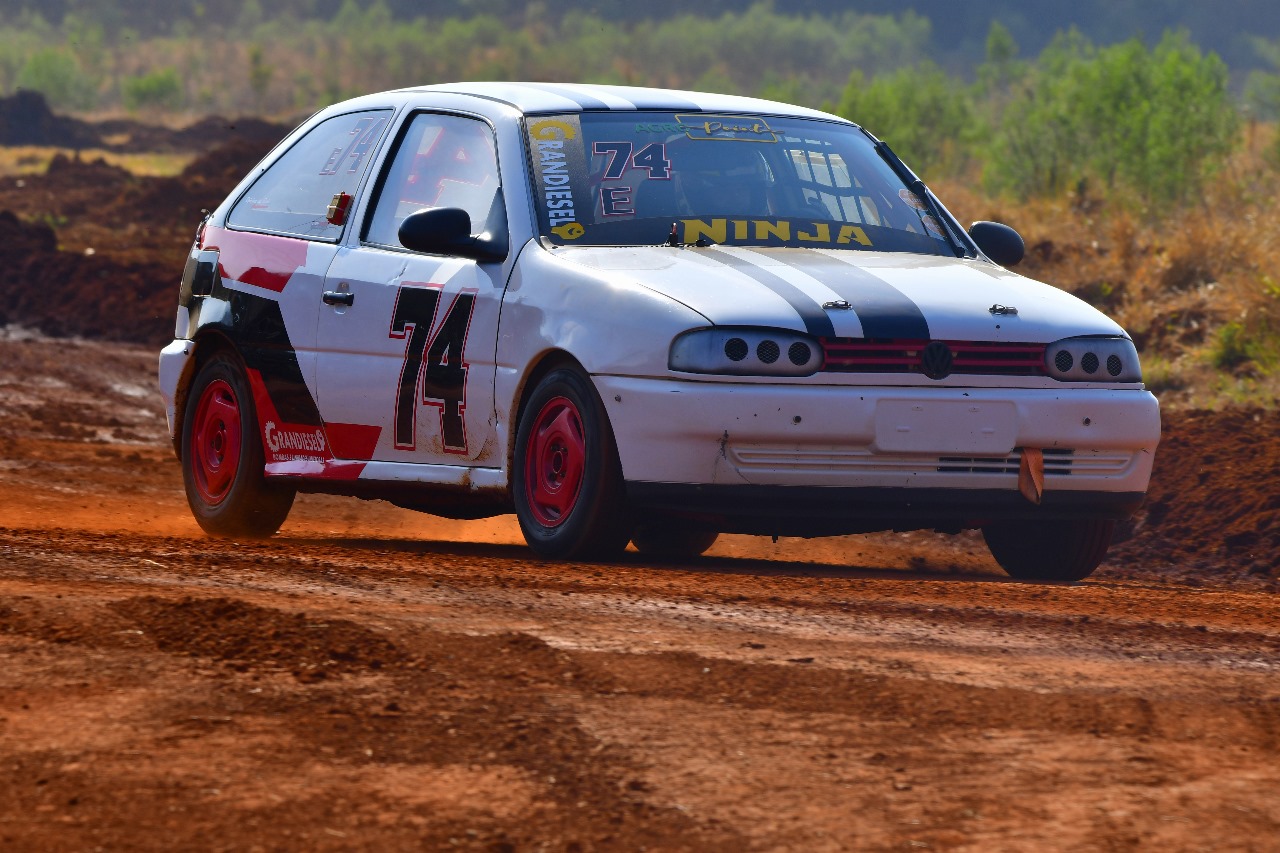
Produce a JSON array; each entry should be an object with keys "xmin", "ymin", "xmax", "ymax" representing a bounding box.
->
[
  {"xmin": 729, "ymin": 447, "xmax": 1136, "ymax": 478},
  {"xmin": 821, "ymin": 338, "xmax": 1047, "ymax": 376},
  {"xmin": 938, "ymin": 448, "xmax": 1075, "ymax": 475}
]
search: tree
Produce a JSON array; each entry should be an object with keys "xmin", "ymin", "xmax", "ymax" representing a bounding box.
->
[
  {"xmin": 122, "ymin": 67, "xmax": 184, "ymax": 112},
  {"xmin": 16, "ymin": 47, "xmax": 95, "ymax": 110},
  {"xmin": 987, "ymin": 30, "xmax": 1238, "ymax": 207},
  {"xmin": 834, "ymin": 62, "xmax": 975, "ymax": 177}
]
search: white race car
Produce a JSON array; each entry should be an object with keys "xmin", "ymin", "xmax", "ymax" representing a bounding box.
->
[{"xmin": 158, "ymin": 83, "xmax": 1159, "ymax": 580}]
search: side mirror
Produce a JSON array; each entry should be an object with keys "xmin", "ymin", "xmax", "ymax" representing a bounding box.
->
[
  {"xmin": 397, "ymin": 207, "xmax": 507, "ymax": 262},
  {"xmin": 968, "ymin": 221, "xmax": 1024, "ymax": 267}
]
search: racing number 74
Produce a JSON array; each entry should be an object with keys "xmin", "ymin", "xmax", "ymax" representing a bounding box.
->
[{"xmin": 389, "ymin": 284, "xmax": 476, "ymax": 454}]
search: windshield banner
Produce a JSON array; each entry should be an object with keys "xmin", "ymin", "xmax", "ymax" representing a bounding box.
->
[{"xmin": 527, "ymin": 115, "xmax": 591, "ymax": 242}]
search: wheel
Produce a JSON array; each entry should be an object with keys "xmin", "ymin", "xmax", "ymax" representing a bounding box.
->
[
  {"xmin": 181, "ymin": 352, "xmax": 295, "ymax": 538},
  {"xmin": 631, "ymin": 522, "xmax": 719, "ymax": 560},
  {"xmin": 982, "ymin": 518, "xmax": 1115, "ymax": 581},
  {"xmin": 513, "ymin": 367, "xmax": 631, "ymax": 560}
]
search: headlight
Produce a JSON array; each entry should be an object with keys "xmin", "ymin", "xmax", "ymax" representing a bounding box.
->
[
  {"xmin": 1045, "ymin": 336, "xmax": 1142, "ymax": 382},
  {"xmin": 669, "ymin": 327, "xmax": 822, "ymax": 376}
]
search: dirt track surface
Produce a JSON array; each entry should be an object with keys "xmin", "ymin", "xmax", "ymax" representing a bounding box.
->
[{"xmin": 1, "ymin": 333, "xmax": 1278, "ymax": 851}]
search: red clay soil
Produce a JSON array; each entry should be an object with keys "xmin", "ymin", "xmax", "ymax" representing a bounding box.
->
[
  {"xmin": 0, "ymin": 334, "xmax": 1277, "ymax": 851},
  {"xmin": 1110, "ymin": 408, "xmax": 1280, "ymax": 582}
]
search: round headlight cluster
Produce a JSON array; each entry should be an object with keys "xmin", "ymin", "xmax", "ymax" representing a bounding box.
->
[
  {"xmin": 670, "ymin": 328, "xmax": 822, "ymax": 376},
  {"xmin": 1045, "ymin": 336, "xmax": 1142, "ymax": 382}
]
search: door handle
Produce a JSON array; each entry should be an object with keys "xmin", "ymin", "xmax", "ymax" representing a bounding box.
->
[{"xmin": 322, "ymin": 290, "xmax": 355, "ymax": 306}]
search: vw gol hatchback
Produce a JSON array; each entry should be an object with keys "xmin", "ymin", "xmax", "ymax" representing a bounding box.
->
[{"xmin": 158, "ymin": 83, "xmax": 1159, "ymax": 580}]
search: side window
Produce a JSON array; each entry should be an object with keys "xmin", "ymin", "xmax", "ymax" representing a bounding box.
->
[
  {"xmin": 228, "ymin": 109, "xmax": 392, "ymax": 240},
  {"xmin": 365, "ymin": 113, "xmax": 501, "ymax": 249}
]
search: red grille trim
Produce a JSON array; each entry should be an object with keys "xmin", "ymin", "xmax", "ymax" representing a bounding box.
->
[{"xmin": 821, "ymin": 339, "xmax": 1047, "ymax": 376}]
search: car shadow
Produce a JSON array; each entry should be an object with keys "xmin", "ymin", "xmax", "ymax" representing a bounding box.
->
[{"xmin": 275, "ymin": 533, "xmax": 1020, "ymax": 585}]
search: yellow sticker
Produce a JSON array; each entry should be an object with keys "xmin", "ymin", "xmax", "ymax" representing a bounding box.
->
[
  {"xmin": 551, "ymin": 222, "xmax": 585, "ymax": 240},
  {"xmin": 530, "ymin": 119, "xmax": 577, "ymax": 141}
]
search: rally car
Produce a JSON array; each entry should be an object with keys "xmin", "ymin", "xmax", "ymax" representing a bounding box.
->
[{"xmin": 158, "ymin": 82, "xmax": 1160, "ymax": 581}]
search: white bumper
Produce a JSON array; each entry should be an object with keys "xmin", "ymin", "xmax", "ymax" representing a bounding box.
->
[{"xmin": 597, "ymin": 376, "xmax": 1159, "ymax": 495}]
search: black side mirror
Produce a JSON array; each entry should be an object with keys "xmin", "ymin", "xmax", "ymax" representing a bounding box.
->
[
  {"xmin": 968, "ymin": 221, "xmax": 1024, "ymax": 267},
  {"xmin": 397, "ymin": 207, "xmax": 507, "ymax": 262}
]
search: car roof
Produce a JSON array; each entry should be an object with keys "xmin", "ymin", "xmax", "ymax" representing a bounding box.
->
[{"xmin": 392, "ymin": 81, "xmax": 847, "ymax": 123}]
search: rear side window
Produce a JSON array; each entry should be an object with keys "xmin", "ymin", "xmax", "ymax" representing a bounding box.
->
[
  {"xmin": 364, "ymin": 112, "xmax": 501, "ymax": 248},
  {"xmin": 228, "ymin": 109, "xmax": 392, "ymax": 240}
]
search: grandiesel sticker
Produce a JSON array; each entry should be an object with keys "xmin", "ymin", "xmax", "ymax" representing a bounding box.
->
[
  {"xmin": 264, "ymin": 421, "xmax": 328, "ymax": 459},
  {"xmin": 528, "ymin": 116, "xmax": 589, "ymax": 239}
]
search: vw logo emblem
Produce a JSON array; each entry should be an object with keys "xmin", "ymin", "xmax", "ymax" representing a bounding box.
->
[{"xmin": 921, "ymin": 341, "xmax": 954, "ymax": 379}]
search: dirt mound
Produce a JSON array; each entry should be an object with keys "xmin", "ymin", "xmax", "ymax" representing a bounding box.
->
[
  {"xmin": 0, "ymin": 90, "xmax": 101, "ymax": 148},
  {"xmin": 0, "ymin": 137, "xmax": 282, "ymax": 346},
  {"xmin": 0, "ymin": 210, "xmax": 175, "ymax": 343},
  {"xmin": 95, "ymin": 114, "xmax": 292, "ymax": 153},
  {"xmin": 0, "ymin": 90, "xmax": 290, "ymax": 153},
  {"xmin": 1110, "ymin": 408, "xmax": 1280, "ymax": 582},
  {"xmin": 109, "ymin": 595, "xmax": 404, "ymax": 680}
]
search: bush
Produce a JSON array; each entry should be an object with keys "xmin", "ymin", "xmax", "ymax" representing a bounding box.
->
[
  {"xmin": 987, "ymin": 31, "xmax": 1238, "ymax": 207},
  {"xmin": 122, "ymin": 67, "xmax": 184, "ymax": 112},
  {"xmin": 834, "ymin": 61, "xmax": 975, "ymax": 177},
  {"xmin": 15, "ymin": 47, "xmax": 96, "ymax": 111}
]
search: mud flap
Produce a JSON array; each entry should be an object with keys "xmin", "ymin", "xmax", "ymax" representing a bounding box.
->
[{"xmin": 1019, "ymin": 447, "xmax": 1045, "ymax": 505}]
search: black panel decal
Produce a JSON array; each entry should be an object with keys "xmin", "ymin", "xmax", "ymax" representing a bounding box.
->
[{"xmin": 200, "ymin": 276, "xmax": 323, "ymax": 427}]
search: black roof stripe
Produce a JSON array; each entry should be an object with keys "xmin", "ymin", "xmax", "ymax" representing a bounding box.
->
[
  {"xmin": 518, "ymin": 83, "xmax": 620, "ymax": 111},
  {"xmin": 617, "ymin": 91, "xmax": 703, "ymax": 111}
]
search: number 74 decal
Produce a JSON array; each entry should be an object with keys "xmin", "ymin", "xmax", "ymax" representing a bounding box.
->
[{"xmin": 389, "ymin": 283, "xmax": 476, "ymax": 454}]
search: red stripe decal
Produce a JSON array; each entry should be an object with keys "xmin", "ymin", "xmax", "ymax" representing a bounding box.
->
[
  {"xmin": 205, "ymin": 226, "xmax": 310, "ymax": 293},
  {"xmin": 323, "ymin": 423, "xmax": 383, "ymax": 461}
]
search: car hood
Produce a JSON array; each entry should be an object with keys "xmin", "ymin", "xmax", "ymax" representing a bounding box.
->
[{"xmin": 552, "ymin": 245, "xmax": 1125, "ymax": 343}]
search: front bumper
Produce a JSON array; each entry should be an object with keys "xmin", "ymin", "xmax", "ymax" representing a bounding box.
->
[{"xmin": 597, "ymin": 375, "xmax": 1159, "ymax": 529}]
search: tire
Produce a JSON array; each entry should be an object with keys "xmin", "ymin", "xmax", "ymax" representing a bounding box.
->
[
  {"xmin": 181, "ymin": 352, "xmax": 295, "ymax": 538},
  {"xmin": 631, "ymin": 523, "xmax": 719, "ymax": 560},
  {"xmin": 513, "ymin": 367, "xmax": 631, "ymax": 560},
  {"xmin": 982, "ymin": 518, "xmax": 1115, "ymax": 582}
]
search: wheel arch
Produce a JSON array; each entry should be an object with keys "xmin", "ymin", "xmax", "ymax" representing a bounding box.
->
[
  {"xmin": 170, "ymin": 330, "xmax": 242, "ymax": 460},
  {"xmin": 505, "ymin": 348, "xmax": 603, "ymax": 475}
]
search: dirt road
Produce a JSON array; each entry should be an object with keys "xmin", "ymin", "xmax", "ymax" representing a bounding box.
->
[{"xmin": 1, "ymin": 332, "xmax": 1277, "ymax": 851}]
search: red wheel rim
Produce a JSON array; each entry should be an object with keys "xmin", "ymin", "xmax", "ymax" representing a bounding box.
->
[
  {"xmin": 190, "ymin": 378, "xmax": 243, "ymax": 505},
  {"xmin": 523, "ymin": 395, "xmax": 586, "ymax": 528}
]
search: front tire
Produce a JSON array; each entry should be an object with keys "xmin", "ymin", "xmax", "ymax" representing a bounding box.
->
[
  {"xmin": 181, "ymin": 352, "xmax": 295, "ymax": 538},
  {"xmin": 982, "ymin": 518, "xmax": 1114, "ymax": 582},
  {"xmin": 513, "ymin": 367, "xmax": 631, "ymax": 560},
  {"xmin": 631, "ymin": 523, "xmax": 719, "ymax": 560}
]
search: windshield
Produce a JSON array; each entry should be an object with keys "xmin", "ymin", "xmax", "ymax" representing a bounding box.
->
[{"xmin": 525, "ymin": 111, "xmax": 952, "ymax": 255}]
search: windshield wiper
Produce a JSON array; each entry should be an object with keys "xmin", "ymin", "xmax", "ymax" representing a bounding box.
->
[
  {"xmin": 664, "ymin": 221, "xmax": 717, "ymax": 248},
  {"xmin": 872, "ymin": 139, "xmax": 975, "ymax": 259}
]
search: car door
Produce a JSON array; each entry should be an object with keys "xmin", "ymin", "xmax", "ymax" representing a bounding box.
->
[{"xmin": 314, "ymin": 111, "xmax": 505, "ymax": 467}]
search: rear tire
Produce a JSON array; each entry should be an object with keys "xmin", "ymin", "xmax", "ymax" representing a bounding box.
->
[
  {"xmin": 513, "ymin": 367, "xmax": 632, "ymax": 560},
  {"xmin": 631, "ymin": 523, "xmax": 719, "ymax": 560},
  {"xmin": 181, "ymin": 352, "xmax": 295, "ymax": 538},
  {"xmin": 982, "ymin": 518, "xmax": 1114, "ymax": 582}
]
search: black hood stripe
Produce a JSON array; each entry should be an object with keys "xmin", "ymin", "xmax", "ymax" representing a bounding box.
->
[
  {"xmin": 777, "ymin": 250, "xmax": 931, "ymax": 340},
  {"xmin": 701, "ymin": 249, "xmax": 836, "ymax": 338}
]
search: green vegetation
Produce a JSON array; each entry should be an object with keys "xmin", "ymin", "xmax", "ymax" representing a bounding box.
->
[
  {"xmin": 122, "ymin": 67, "xmax": 183, "ymax": 112},
  {"xmin": 985, "ymin": 31, "xmax": 1237, "ymax": 207}
]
